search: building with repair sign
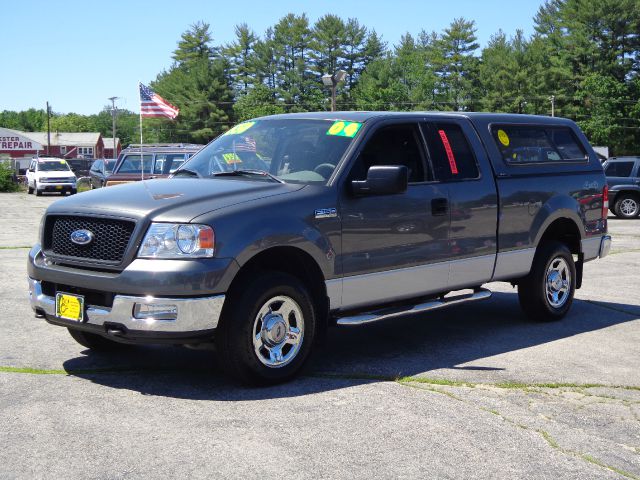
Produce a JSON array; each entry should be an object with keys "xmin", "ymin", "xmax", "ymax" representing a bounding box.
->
[{"xmin": 0, "ymin": 127, "xmax": 105, "ymax": 161}]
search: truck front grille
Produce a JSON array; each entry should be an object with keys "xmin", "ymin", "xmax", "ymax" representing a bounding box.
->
[{"xmin": 45, "ymin": 215, "xmax": 136, "ymax": 264}]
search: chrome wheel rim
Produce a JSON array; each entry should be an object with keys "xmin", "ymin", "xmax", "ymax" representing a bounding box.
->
[
  {"xmin": 252, "ymin": 295, "xmax": 304, "ymax": 368},
  {"xmin": 620, "ymin": 198, "xmax": 638, "ymax": 216},
  {"xmin": 545, "ymin": 257, "xmax": 571, "ymax": 308}
]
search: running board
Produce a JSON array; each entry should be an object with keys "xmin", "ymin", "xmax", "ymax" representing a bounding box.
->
[{"xmin": 336, "ymin": 288, "xmax": 492, "ymax": 326}]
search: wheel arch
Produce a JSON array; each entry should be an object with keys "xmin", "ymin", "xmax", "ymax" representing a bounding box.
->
[{"xmin": 223, "ymin": 246, "xmax": 330, "ymax": 339}]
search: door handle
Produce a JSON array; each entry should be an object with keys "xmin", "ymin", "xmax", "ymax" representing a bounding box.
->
[{"xmin": 431, "ymin": 198, "xmax": 448, "ymax": 216}]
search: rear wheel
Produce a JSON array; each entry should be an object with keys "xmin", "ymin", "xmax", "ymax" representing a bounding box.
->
[
  {"xmin": 518, "ymin": 241, "xmax": 576, "ymax": 322},
  {"xmin": 613, "ymin": 194, "xmax": 640, "ymax": 219},
  {"xmin": 67, "ymin": 328, "xmax": 127, "ymax": 351},
  {"xmin": 215, "ymin": 272, "xmax": 316, "ymax": 385}
]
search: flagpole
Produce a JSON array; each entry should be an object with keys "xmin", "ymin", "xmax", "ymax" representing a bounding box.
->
[{"xmin": 138, "ymin": 82, "xmax": 144, "ymax": 181}]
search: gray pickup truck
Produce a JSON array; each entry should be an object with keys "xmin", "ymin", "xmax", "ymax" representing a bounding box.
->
[{"xmin": 28, "ymin": 112, "xmax": 611, "ymax": 385}]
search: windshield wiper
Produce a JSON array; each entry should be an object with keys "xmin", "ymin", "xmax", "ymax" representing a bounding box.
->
[
  {"xmin": 211, "ymin": 169, "xmax": 283, "ymax": 183},
  {"xmin": 171, "ymin": 168, "xmax": 201, "ymax": 178}
]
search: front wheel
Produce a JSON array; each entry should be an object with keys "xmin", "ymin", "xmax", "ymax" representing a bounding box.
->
[
  {"xmin": 518, "ymin": 241, "xmax": 576, "ymax": 322},
  {"xmin": 613, "ymin": 194, "xmax": 640, "ymax": 219},
  {"xmin": 35, "ymin": 182, "xmax": 42, "ymax": 196},
  {"xmin": 215, "ymin": 272, "xmax": 317, "ymax": 385}
]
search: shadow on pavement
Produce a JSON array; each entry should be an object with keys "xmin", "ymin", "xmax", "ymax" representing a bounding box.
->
[{"xmin": 62, "ymin": 292, "xmax": 638, "ymax": 400}]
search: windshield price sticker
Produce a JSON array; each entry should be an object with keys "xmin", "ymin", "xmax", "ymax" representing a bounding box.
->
[
  {"xmin": 222, "ymin": 153, "xmax": 242, "ymax": 164},
  {"xmin": 326, "ymin": 121, "xmax": 362, "ymax": 138},
  {"xmin": 224, "ymin": 121, "xmax": 256, "ymax": 136}
]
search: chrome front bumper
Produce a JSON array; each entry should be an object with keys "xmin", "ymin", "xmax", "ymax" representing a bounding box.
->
[{"xmin": 28, "ymin": 277, "xmax": 225, "ymax": 334}]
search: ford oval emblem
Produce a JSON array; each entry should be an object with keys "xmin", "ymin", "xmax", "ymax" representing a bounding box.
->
[{"xmin": 70, "ymin": 229, "xmax": 94, "ymax": 246}]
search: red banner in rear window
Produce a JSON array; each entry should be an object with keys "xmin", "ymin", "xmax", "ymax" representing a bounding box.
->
[{"xmin": 438, "ymin": 129, "xmax": 458, "ymax": 175}]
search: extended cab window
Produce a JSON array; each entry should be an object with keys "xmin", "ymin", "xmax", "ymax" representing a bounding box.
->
[
  {"xmin": 492, "ymin": 125, "xmax": 587, "ymax": 164},
  {"xmin": 350, "ymin": 124, "xmax": 426, "ymax": 183},
  {"xmin": 422, "ymin": 123, "xmax": 479, "ymax": 181},
  {"xmin": 605, "ymin": 161, "xmax": 635, "ymax": 177}
]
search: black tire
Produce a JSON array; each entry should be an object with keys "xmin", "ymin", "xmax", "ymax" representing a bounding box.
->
[
  {"xmin": 27, "ymin": 185, "xmax": 33, "ymax": 194},
  {"xmin": 35, "ymin": 182, "xmax": 42, "ymax": 196},
  {"xmin": 67, "ymin": 328, "xmax": 127, "ymax": 351},
  {"xmin": 518, "ymin": 241, "xmax": 576, "ymax": 322},
  {"xmin": 613, "ymin": 193, "xmax": 640, "ymax": 219},
  {"xmin": 215, "ymin": 272, "xmax": 317, "ymax": 386},
  {"xmin": 70, "ymin": 189, "xmax": 77, "ymax": 195}
]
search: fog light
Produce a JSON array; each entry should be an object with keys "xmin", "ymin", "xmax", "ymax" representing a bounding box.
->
[{"xmin": 133, "ymin": 303, "xmax": 177, "ymax": 321}]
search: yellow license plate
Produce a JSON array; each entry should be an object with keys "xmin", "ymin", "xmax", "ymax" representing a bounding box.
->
[
  {"xmin": 55, "ymin": 186, "xmax": 62, "ymax": 190},
  {"xmin": 56, "ymin": 293, "xmax": 85, "ymax": 322}
]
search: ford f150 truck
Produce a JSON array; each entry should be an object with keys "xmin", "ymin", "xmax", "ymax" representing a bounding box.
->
[{"xmin": 28, "ymin": 112, "xmax": 611, "ymax": 385}]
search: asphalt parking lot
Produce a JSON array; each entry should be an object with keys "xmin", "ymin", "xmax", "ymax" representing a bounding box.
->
[{"xmin": 1, "ymin": 191, "xmax": 638, "ymax": 479}]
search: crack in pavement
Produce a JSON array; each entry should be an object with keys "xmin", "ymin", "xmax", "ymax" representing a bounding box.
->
[{"xmin": 400, "ymin": 380, "xmax": 640, "ymax": 479}]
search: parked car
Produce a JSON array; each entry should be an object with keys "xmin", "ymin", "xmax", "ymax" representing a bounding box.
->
[
  {"xmin": 603, "ymin": 156, "xmax": 640, "ymax": 218},
  {"xmin": 105, "ymin": 144, "xmax": 203, "ymax": 187},
  {"xmin": 28, "ymin": 112, "xmax": 610, "ymax": 385},
  {"xmin": 26, "ymin": 157, "xmax": 77, "ymax": 196},
  {"xmin": 88, "ymin": 159, "xmax": 116, "ymax": 189}
]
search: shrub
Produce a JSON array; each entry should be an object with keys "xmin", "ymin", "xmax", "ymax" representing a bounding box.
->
[{"xmin": 0, "ymin": 162, "xmax": 19, "ymax": 192}]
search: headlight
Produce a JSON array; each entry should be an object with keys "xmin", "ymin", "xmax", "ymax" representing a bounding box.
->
[{"xmin": 138, "ymin": 223, "xmax": 214, "ymax": 258}]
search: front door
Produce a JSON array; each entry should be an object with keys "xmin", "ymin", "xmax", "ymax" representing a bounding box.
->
[{"xmin": 339, "ymin": 122, "xmax": 450, "ymax": 310}]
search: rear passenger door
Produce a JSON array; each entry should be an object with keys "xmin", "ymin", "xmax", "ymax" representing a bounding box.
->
[
  {"xmin": 605, "ymin": 160, "xmax": 637, "ymax": 189},
  {"xmin": 421, "ymin": 120, "xmax": 499, "ymax": 288}
]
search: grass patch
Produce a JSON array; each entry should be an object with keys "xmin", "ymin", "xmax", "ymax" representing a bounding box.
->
[
  {"xmin": 539, "ymin": 429, "xmax": 560, "ymax": 449},
  {"xmin": 580, "ymin": 454, "xmax": 640, "ymax": 480}
]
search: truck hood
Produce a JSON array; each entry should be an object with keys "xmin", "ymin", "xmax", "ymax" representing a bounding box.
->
[{"xmin": 47, "ymin": 178, "xmax": 305, "ymax": 222}]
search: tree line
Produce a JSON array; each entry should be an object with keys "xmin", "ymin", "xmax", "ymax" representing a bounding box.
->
[{"xmin": 2, "ymin": 0, "xmax": 639, "ymax": 155}]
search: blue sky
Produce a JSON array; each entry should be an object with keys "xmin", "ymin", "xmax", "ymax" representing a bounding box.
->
[{"xmin": 1, "ymin": 0, "xmax": 544, "ymax": 115}]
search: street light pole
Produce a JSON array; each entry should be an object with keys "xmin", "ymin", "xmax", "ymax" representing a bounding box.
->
[
  {"xmin": 108, "ymin": 97, "xmax": 119, "ymax": 158},
  {"xmin": 550, "ymin": 95, "xmax": 556, "ymax": 117},
  {"xmin": 322, "ymin": 70, "xmax": 347, "ymax": 112}
]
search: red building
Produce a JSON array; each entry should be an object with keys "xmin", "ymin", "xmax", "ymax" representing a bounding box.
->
[
  {"xmin": 0, "ymin": 127, "xmax": 105, "ymax": 160},
  {"xmin": 102, "ymin": 137, "xmax": 122, "ymax": 158}
]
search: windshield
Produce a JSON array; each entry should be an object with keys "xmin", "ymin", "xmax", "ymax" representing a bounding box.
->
[
  {"xmin": 176, "ymin": 118, "xmax": 361, "ymax": 184},
  {"xmin": 38, "ymin": 161, "xmax": 71, "ymax": 172},
  {"xmin": 104, "ymin": 160, "xmax": 115, "ymax": 173}
]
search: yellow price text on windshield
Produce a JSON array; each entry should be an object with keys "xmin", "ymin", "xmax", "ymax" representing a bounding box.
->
[
  {"xmin": 327, "ymin": 121, "xmax": 362, "ymax": 138},
  {"xmin": 224, "ymin": 121, "xmax": 256, "ymax": 136},
  {"xmin": 222, "ymin": 153, "xmax": 242, "ymax": 164}
]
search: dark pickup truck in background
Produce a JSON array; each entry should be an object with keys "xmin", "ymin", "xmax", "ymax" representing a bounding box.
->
[
  {"xmin": 603, "ymin": 156, "xmax": 640, "ymax": 218},
  {"xmin": 28, "ymin": 112, "xmax": 611, "ymax": 385}
]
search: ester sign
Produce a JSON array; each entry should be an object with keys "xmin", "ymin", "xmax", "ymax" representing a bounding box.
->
[{"xmin": 0, "ymin": 128, "xmax": 43, "ymax": 151}]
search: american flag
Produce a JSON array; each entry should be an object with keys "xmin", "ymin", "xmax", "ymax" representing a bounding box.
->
[
  {"xmin": 234, "ymin": 136, "xmax": 257, "ymax": 152},
  {"xmin": 139, "ymin": 83, "xmax": 179, "ymax": 119}
]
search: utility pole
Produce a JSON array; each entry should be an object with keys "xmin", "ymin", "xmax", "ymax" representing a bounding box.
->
[
  {"xmin": 108, "ymin": 96, "xmax": 119, "ymax": 158},
  {"xmin": 550, "ymin": 95, "xmax": 556, "ymax": 117},
  {"xmin": 46, "ymin": 101, "xmax": 51, "ymax": 156}
]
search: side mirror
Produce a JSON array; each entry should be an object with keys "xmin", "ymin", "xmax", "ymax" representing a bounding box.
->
[
  {"xmin": 351, "ymin": 165, "xmax": 408, "ymax": 196},
  {"xmin": 28, "ymin": 168, "xmax": 35, "ymax": 173}
]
